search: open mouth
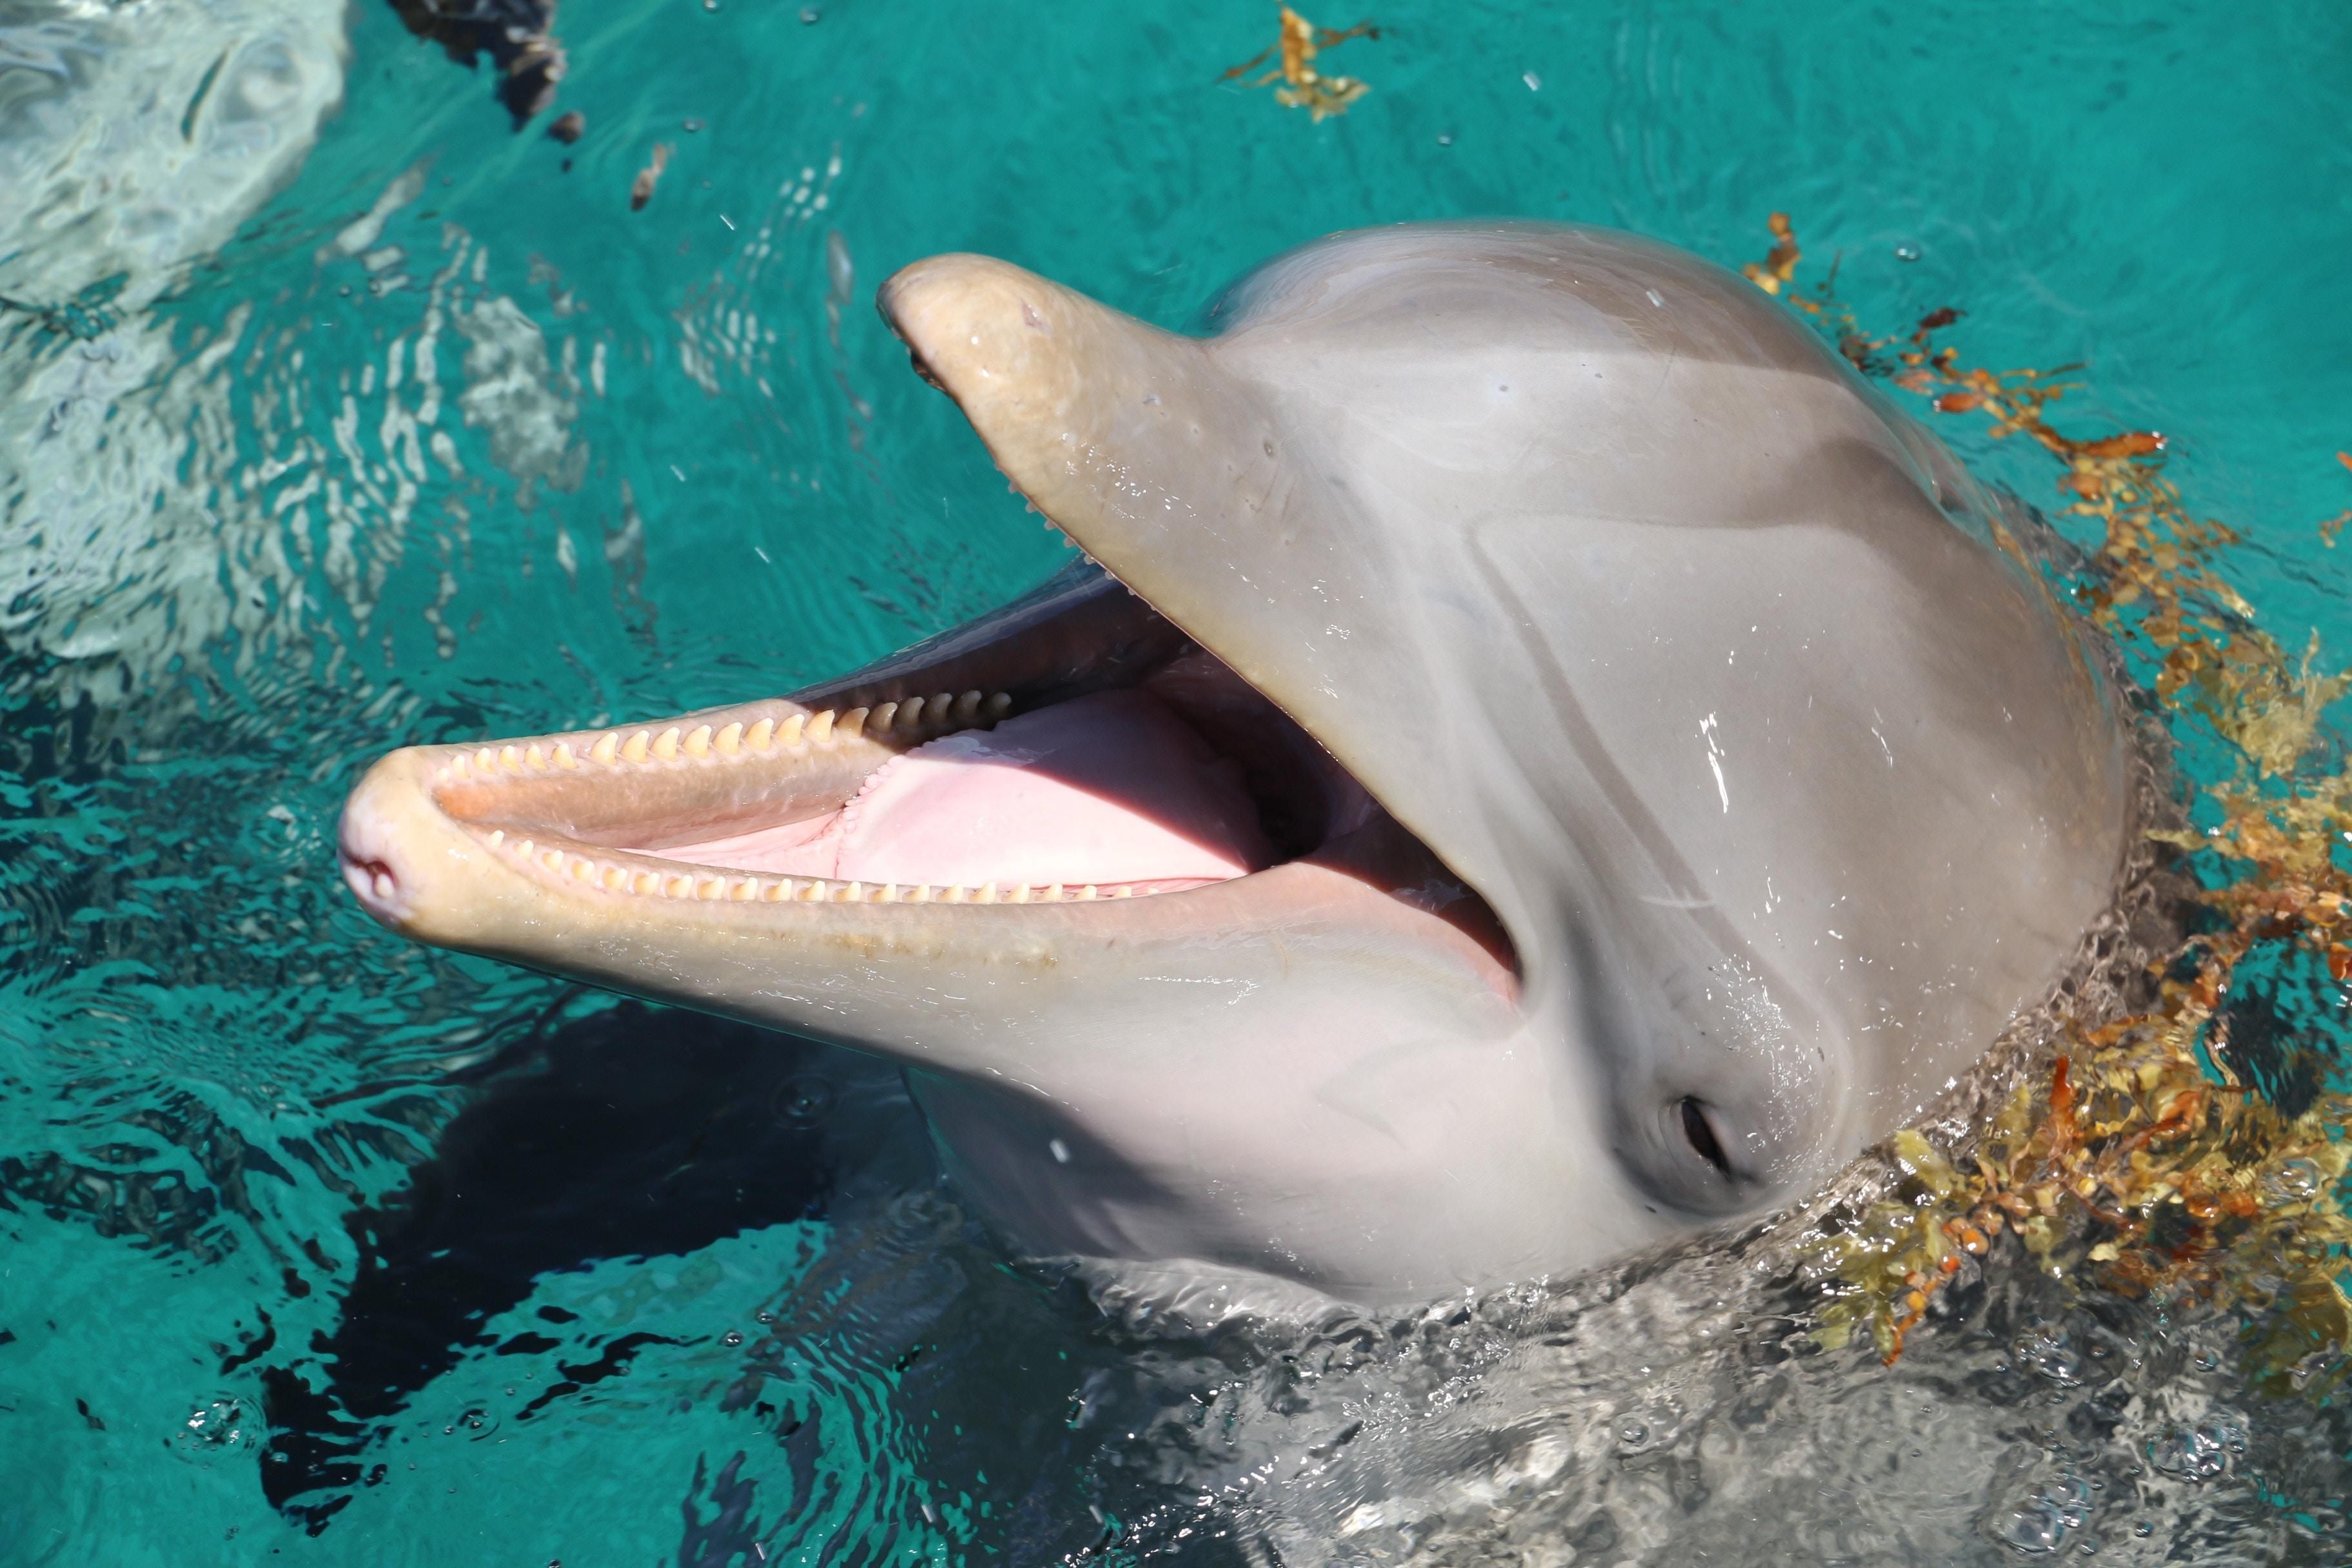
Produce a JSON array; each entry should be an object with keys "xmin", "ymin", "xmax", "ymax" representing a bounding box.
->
[
  {"xmin": 338, "ymin": 562, "xmax": 1505, "ymax": 956},
  {"xmin": 337, "ymin": 248, "xmax": 1521, "ymax": 987}
]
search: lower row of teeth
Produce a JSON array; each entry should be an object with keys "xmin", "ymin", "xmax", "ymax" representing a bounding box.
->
[{"xmin": 484, "ymin": 830, "xmax": 1150, "ymax": 903}]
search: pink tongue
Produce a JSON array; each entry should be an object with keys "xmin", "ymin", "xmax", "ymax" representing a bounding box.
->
[{"xmin": 827, "ymin": 688, "xmax": 1273, "ymax": 889}]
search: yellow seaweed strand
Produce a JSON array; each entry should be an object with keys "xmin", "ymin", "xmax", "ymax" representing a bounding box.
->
[{"xmin": 1222, "ymin": 6, "xmax": 1380, "ymax": 122}]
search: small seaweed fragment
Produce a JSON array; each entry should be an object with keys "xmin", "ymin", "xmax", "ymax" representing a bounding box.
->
[
  {"xmin": 1738, "ymin": 213, "xmax": 1800, "ymax": 295},
  {"xmin": 1749, "ymin": 216, "xmax": 2352, "ymax": 1387},
  {"xmin": 1222, "ymin": 6, "xmax": 1381, "ymax": 122},
  {"xmin": 630, "ymin": 144, "xmax": 674, "ymax": 213},
  {"xmin": 2322, "ymin": 451, "xmax": 2352, "ymax": 547}
]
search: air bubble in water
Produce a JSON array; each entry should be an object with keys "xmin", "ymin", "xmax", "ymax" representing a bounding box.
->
[
  {"xmin": 175, "ymin": 1395, "xmax": 255, "ymax": 1456},
  {"xmin": 2015, "ymin": 1327, "xmax": 2083, "ymax": 1387},
  {"xmin": 2147, "ymin": 1420, "xmax": 2242, "ymax": 1482},
  {"xmin": 1992, "ymin": 1473, "xmax": 2093, "ymax": 1554},
  {"xmin": 2268, "ymin": 1158, "xmax": 2321, "ymax": 1200},
  {"xmin": 773, "ymin": 1074, "xmax": 837, "ymax": 1126}
]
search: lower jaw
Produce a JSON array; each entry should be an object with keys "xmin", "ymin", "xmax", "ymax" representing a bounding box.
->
[{"xmin": 446, "ymin": 831, "xmax": 1214, "ymax": 907}]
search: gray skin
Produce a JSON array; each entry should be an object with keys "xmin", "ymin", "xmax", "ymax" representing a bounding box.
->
[{"xmin": 337, "ymin": 224, "xmax": 2130, "ymax": 1311}]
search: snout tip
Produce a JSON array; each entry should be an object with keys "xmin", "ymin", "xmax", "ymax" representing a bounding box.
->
[
  {"xmin": 335, "ymin": 747, "xmax": 446, "ymax": 933},
  {"xmin": 876, "ymin": 253, "xmax": 1089, "ymax": 421}
]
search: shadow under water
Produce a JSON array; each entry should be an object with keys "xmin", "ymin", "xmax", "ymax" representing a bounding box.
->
[{"xmin": 256, "ymin": 999, "xmax": 924, "ymax": 1530}]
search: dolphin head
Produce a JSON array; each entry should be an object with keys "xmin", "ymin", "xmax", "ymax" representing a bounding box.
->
[{"xmin": 339, "ymin": 224, "xmax": 2130, "ymax": 1307}]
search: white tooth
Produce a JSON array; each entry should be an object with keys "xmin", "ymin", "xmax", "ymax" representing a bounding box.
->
[
  {"xmin": 685, "ymin": 725, "xmax": 712, "ymax": 758},
  {"xmin": 622, "ymin": 731, "xmax": 651, "ymax": 763},
  {"xmin": 450, "ymin": 754, "xmax": 471, "ymax": 778},
  {"xmin": 976, "ymin": 882, "xmax": 999, "ymax": 904},
  {"xmin": 1010, "ymin": 883, "xmax": 1031, "ymax": 904},
  {"xmin": 554, "ymin": 742, "xmax": 579, "ymax": 769},
  {"xmin": 838, "ymin": 881, "xmax": 863, "ymax": 903},
  {"xmin": 943, "ymin": 886, "xmax": 967, "ymax": 904},
  {"xmin": 779, "ymin": 714, "xmax": 806, "ymax": 747},
  {"xmin": 634, "ymin": 870, "xmax": 661, "ymax": 896},
  {"xmin": 524, "ymin": 744, "xmax": 547, "ymax": 769},
  {"xmin": 542, "ymin": 849, "xmax": 565, "ymax": 871},
  {"xmin": 807, "ymin": 710, "xmax": 835, "ymax": 743},
  {"xmin": 1112, "ymin": 885, "xmax": 1135, "ymax": 898},
  {"xmin": 603, "ymin": 866, "xmax": 628, "ymax": 890},
  {"xmin": 730, "ymin": 878, "xmax": 757, "ymax": 901},
  {"xmin": 747, "ymin": 717, "xmax": 775, "ymax": 750},
  {"xmin": 930, "ymin": 693, "xmax": 954, "ymax": 726},
  {"xmin": 907, "ymin": 885, "xmax": 932, "ymax": 903},
  {"xmin": 503, "ymin": 745, "xmax": 525, "ymax": 770},
  {"xmin": 373, "ymin": 871, "xmax": 395, "ymax": 899},
  {"xmin": 696, "ymin": 877, "xmax": 724, "ymax": 900},
  {"xmin": 487, "ymin": 829, "xmax": 505, "ymax": 847},
  {"xmin": 765, "ymin": 880, "xmax": 791, "ymax": 902},
  {"xmin": 879, "ymin": 883, "xmax": 899, "ymax": 903},
  {"xmin": 870, "ymin": 701, "xmax": 898, "ymax": 732},
  {"xmin": 665, "ymin": 874, "xmax": 694, "ymax": 899},
  {"xmin": 1042, "ymin": 883, "xmax": 1062, "ymax": 902},
  {"xmin": 1079, "ymin": 885, "xmax": 1097, "ymax": 901},
  {"xmin": 716, "ymin": 722, "xmax": 743, "ymax": 756},
  {"xmin": 799, "ymin": 881, "xmax": 826, "ymax": 902},
  {"xmin": 954, "ymin": 691, "xmax": 982, "ymax": 723},
  {"xmin": 592, "ymin": 732, "xmax": 620, "ymax": 763},
  {"xmin": 897, "ymin": 696, "xmax": 926, "ymax": 729},
  {"xmin": 571, "ymin": 858, "xmax": 595, "ymax": 882},
  {"xmin": 516, "ymin": 839, "xmax": 536, "ymax": 858},
  {"xmin": 477, "ymin": 747, "xmax": 499, "ymax": 771},
  {"xmin": 985, "ymin": 692, "xmax": 1012, "ymax": 720},
  {"xmin": 654, "ymin": 728, "xmax": 682, "ymax": 760},
  {"xmin": 840, "ymin": 707, "xmax": 868, "ymax": 740}
]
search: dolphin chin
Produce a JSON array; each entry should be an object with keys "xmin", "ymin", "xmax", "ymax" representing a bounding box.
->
[{"xmin": 338, "ymin": 222, "xmax": 2133, "ymax": 1310}]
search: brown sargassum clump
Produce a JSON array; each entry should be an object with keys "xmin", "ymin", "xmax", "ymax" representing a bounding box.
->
[
  {"xmin": 1741, "ymin": 215, "xmax": 2352, "ymax": 1391},
  {"xmin": 390, "ymin": 0, "xmax": 569, "ymax": 127}
]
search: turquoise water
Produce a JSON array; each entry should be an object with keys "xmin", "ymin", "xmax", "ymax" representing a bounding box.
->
[{"xmin": 2, "ymin": 0, "xmax": 2349, "ymax": 1562}]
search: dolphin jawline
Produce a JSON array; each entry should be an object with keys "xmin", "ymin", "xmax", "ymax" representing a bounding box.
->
[{"xmin": 340, "ymin": 224, "xmax": 2132, "ymax": 1308}]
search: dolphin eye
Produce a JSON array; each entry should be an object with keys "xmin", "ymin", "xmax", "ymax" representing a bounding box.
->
[{"xmin": 1679, "ymin": 1097, "xmax": 1733, "ymax": 1179}]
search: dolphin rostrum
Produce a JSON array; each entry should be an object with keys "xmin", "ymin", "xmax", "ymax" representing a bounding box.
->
[{"xmin": 338, "ymin": 224, "xmax": 2131, "ymax": 1309}]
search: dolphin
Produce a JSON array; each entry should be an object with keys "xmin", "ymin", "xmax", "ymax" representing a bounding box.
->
[{"xmin": 337, "ymin": 223, "xmax": 2132, "ymax": 1310}]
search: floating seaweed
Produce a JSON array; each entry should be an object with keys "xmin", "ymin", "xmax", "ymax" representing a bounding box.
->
[
  {"xmin": 1747, "ymin": 218, "xmax": 2352, "ymax": 1390},
  {"xmin": 1738, "ymin": 211, "xmax": 1800, "ymax": 295},
  {"xmin": 630, "ymin": 143, "xmax": 674, "ymax": 213},
  {"xmin": 1222, "ymin": 6, "xmax": 1381, "ymax": 122},
  {"xmin": 2324, "ymin": 451, "xmax": 2352, "ymax": 547}
]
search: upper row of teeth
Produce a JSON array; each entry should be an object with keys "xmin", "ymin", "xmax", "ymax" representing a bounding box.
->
[
  {"xmin": 481, "ymin": 829, "xmax": 1152, "ymax": 903},
  {"xmin": 438, "ymin": 691, "xmax": 1014, "ymax": 780}
]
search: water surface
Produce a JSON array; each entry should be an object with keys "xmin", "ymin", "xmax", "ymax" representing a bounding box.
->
[{"xmin": 2, "ymin": 1, "xmax": 2348, "ymax": 1561}]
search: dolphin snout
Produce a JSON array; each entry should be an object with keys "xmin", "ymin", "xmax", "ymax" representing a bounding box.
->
[{"xmin": 337, "ymin": 750, "xmax": 441, "ymax": 930}]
